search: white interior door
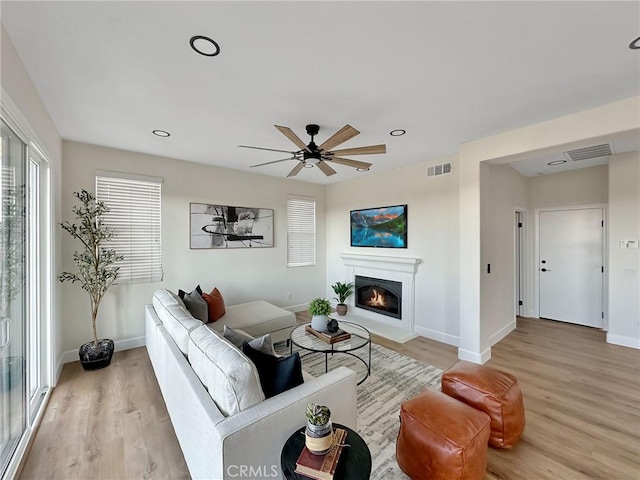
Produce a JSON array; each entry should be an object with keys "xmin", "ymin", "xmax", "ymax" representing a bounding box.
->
[{"xmin": 539, "ymin": 208, "xmax": 603, "ymax": 327}]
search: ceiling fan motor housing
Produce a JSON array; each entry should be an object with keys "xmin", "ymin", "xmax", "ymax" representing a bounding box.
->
[{"xmin": 305, "ymin": 124, "xmax": 320, "ymax": 137}]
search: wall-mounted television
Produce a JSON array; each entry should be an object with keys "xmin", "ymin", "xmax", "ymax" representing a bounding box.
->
[{"xmin": 350, "ymin": 204, "xmax": 407, "ymax": 248}]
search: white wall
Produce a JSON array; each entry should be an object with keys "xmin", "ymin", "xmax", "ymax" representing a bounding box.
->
[
  {"xmin": 459, "ymin": 96, "xmax": 639, "ymax": 362},
  {"xmin": 1, "ymin": 24, "xmax": 63, "ymax": 372},
  {"xmin": 60, "ymin": 141, "xmax": 326, "ymax": 353},
  {"xmin": 607, "ymin": 152, "xmax": 640, "ymax": 348},
  {"xmin": 481, "ymin": 164, "xmax": 529, "ymax": 346},
  {"xmin": 529, "ymin": 164, "xmax": 608, "ymax": 208},
  {"xmin": 326, "ymin": 156, "xmax": 461, "ymax": 345}
]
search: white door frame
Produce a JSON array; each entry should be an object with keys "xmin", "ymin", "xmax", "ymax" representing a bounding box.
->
[
  {"xmin": 534, "ymin": 204, "xmax": 608, "ymax": 330},
  {"xmin": 514, "ymin": 207, "xmax": 531, "ymax": 318}
]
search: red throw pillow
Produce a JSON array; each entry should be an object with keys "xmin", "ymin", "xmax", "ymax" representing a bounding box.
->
[{"xmin": 202, "ymin": 287, "xmax": 226, "ymax": 323}]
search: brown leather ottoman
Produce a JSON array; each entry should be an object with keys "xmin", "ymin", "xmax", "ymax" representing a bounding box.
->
[
  {"xmin": 442, "ymin": 361, "xmax": 525, "ymax": 448},
  {"xmin": 396, "ymin": 388, "xmax": 491, "ymax": 480}
]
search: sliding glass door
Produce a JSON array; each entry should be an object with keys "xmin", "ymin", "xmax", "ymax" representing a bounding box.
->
[{"xmin": 0, "ymin": 120, "xmax": 26, "ymax": 473}]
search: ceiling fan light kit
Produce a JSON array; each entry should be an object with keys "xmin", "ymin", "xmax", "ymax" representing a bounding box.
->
[{"xmin": 240, "ymin": 123, "xmax": 385, "ymax": 178}]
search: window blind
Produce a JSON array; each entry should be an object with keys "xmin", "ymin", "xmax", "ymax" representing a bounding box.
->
[
  {"xmin": 96, "ymin": 175, "xmax": 163, "ymax": 284},
  {"xmin": 287, "ymin": 197, "xmax": 316, "ymax": 267}
]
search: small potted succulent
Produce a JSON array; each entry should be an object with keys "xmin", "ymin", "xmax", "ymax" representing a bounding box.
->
[
  {"xmin": 331, "ymin": 281, "xmax": 354, "ymax": 316},
  {"xmin": 305, "ymin": 403, "xmax": 333, "ymax": 455},
  {"xmin": 308, "ymin": 297, "xmax": 332, "ymax": 332}
]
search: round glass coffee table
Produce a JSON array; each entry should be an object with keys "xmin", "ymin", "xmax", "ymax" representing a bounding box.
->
[{"xmin": 290, "ymin": 321, "xmax": 371, "ymax": 385}]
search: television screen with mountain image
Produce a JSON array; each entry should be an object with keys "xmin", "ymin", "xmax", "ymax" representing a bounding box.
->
[{"xmin": 350, "ymin": 204, "xmax": 407, "ymax": 248}]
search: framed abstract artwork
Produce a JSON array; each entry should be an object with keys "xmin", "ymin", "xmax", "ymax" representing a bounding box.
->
[{"xmin": 190, "ymin": 202, "xmax": 274, "ymax": 249}]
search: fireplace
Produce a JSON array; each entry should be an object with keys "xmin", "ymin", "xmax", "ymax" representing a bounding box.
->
[{"xmin": 355, "ymin": 275, "xmax": 402, "ymax": 320}]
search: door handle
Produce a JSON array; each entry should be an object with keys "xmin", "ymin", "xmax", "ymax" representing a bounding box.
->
[
  {"xmin": 541, "ymin": 268, "xmax": 551, "ymax": 272},
  {"xmin": 0, "ymin": 317, "xmax": 9, "ymax": 349}
]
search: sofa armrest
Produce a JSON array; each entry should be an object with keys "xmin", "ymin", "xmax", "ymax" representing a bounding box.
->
[{"xmin": 216, "ymin": 366, "xmax": 357, "ymax": 480}]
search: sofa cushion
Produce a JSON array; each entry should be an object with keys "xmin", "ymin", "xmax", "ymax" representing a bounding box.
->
[
  {"xmin": 188, "ymin": 325, "xmax": 265, "ymax": 416},
  {"xmin": 179, "ymin": 286, "xmax": 208, "ymax": 323},
  {"xmin": 202, "ymin": 287, "xmax": 226, "ymax": 322},
  {"xmin": 242, "ymin": 342, "xmax": 304, "ymax": 398},
  {"xmin": 208, "ymin": 300, "xmax": 295, "ymax": 337},
  {"xmin": 222, "ymin": 326, "xmax": 276, "ymax": 356},
  {"xmin": 153, "ymin": 289, "xmax": 203, "ymax": 354}
]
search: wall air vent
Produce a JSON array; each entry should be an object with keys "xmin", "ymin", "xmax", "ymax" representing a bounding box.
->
[
  {"xmin": 427, "ymin": 162, "xmax": 452, "ymax": 178},
  {"xmin": 564, "ymin": 143, "xmax": 612, "ymax": 162}
]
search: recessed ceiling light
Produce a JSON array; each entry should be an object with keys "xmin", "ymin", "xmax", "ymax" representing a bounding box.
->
[
  {"xmin": 390, "ymin": 129, "xmax": 406, "ymax": 136},
  {"xmin": 152, "ymin": 130, "xmax": 170, "ymax": 137},
  {"xmin": 190, "ymin": 35, "xmax": 221, "ymax": 57},
  {"xmin": 547, "ymin": 160, "xmax": 567, "ymax": 166},
  {"xmin": 629, "ymin": 36, "xmax": 640, "ymax": 49},
  {"xmin": 303, "ymin": 163, "xmax": 313, "ymax": 168},
  {"xmin": 356, "ymin": 167, "xmax": 370, "ymax": 172}
]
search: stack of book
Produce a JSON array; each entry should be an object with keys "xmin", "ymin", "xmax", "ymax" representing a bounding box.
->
[
  {"xmin": 305, "ymin": 325, "xmax": 351, "ymax": 344},
  {"xmin": 295, "ymin": 428, "xmax": 348, "ymax": 480}
]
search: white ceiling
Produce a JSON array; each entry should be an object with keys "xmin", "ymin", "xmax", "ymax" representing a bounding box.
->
[{"xmin": 2, "ymin": 1, "xmax": 639, "ymax": 184}]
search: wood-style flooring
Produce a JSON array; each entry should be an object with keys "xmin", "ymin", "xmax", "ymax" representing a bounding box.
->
[{"xmin": 19, "ymin": 317, "xmax": 640, "ymax": 479}]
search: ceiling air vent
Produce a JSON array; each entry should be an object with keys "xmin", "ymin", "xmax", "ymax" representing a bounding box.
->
[
  {"xmin": 564, "ymin": 143, "xmax": 612, "ymax": 162},
  {"xmin": 427, "ymin": 162, "xmax": 452, "ymax": 178}
]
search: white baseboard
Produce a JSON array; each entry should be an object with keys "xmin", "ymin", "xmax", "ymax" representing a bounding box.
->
[
  {"xmin": 414, "ymin": 326, "xmax": 459, "ymax": 347},
  {"xmin": 285, "ymin": 302, "xmax": 309, "ymax": 313},
  {"xmin": 606, "ymin": 333, "xmax": 640, "ymax": 350},
  {"xmin": 489, "ymin": 320, "xmax": 517, "ymax": 346},
  {"xmin": 56, "ymin": 336, "xmax": 146, "ymax": 381},
  {"xmin": 458, "ymin": 347, "xmax": 492, "ymax": 364}
]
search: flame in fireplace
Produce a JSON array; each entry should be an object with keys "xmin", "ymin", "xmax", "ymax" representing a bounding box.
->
[{"xmin": 367, "ymin": 288, "xmax": 388, "ymax": 308}]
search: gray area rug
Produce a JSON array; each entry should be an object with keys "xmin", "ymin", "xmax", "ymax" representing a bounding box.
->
[{"xmin": 277, "ymin": 342, "xmax": 443, "ymax": 479}]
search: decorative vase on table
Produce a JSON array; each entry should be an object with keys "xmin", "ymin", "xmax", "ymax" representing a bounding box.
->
[
  {"xmin": 305, "ymin": 403, "xmax": 333, "ymax": 455},
  {"xmin": 308, "ymin": 298, "xmax": 332, "ymax": 333},
  {"xmin": 311, "ymin": 315, "xmax": 329, "ymax": 332}
]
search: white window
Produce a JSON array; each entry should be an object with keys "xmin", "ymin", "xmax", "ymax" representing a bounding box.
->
[
  {"xmin": 96, "ymin": 172, "xmax": 163, "ymax": 284},
  {"xmin": 287, "ymin": 196, "xmax": 316, "ymax": 267}
]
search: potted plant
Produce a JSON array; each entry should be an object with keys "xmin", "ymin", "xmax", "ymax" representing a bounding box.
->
[
  {"xmin": 305, "ymin": 403, "xmax": 333, "ymax": 455},
  {"xmin": 58, "ymin": 190, "xmax": 123, "ymax": 370},
  {"xmin": 331, "ymin": 281, "xmax": 354, "ymax": 316},
  {"xmin": 308, "ymin": 297, "xmax": 332, "ymax": 332}
]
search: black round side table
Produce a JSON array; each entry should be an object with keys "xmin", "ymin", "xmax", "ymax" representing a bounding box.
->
[{"xmin": 280, "ymin": 423, "xmax": 372, "ymax": 480}]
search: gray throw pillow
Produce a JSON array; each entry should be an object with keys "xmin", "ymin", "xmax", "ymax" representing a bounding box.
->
[
  {"xmin": 248, "ymin": 334, "xmax": 277, "ymax": 356},
  {"xmin": 223, "ymin": 325, "xmax": 253, "ymax": 348},
  {"xmin": 180, "ymin": 287, "xmax": 208, "ymax": 323},
  {"xmin": 224, "ymin": 326, "xmax": 275, "ymax": 356}
]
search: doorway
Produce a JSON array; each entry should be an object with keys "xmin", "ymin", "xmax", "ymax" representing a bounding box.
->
[{"xmin": 537, "ymin": 207, "xmax": 604, "ymax": 328}]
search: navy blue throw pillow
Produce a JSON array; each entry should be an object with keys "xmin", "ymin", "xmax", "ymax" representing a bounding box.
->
[{"xmin": 242, "ymin": 342, "xmax": 304, "ymax": 398}]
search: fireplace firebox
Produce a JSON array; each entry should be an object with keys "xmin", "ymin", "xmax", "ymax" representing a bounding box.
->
[{"xmin": 354, "ymin": 275, "xmax": 402, "ymax": 320}]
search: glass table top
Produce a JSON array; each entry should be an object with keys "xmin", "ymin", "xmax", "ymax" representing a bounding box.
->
[{"xmin": 290, "ymin": 321, "xmax": 371, "ymax": 353}]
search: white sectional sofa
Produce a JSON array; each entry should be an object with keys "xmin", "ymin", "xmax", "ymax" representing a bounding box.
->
[{"xmin": 145, "ymin": 289, "xmax": 358, "ymax": 480}]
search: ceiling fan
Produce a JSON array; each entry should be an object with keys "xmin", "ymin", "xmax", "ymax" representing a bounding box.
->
[{"xmin": 239, "ymin": 124, "xmax": 386, "ymax": 177}]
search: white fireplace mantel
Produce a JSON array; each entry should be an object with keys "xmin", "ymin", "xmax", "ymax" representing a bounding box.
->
[
  {"xmin": 339, "ymin": 253, "xmax": 421, "ymax": 337},
  {"xmin": 339, "ymin": 253, "xmax": 421, "ymax": 273}
]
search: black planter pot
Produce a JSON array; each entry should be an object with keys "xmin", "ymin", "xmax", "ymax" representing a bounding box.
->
[{"xmin": 79, "ymin": 339, "xmax": 114, "ymax": 370}]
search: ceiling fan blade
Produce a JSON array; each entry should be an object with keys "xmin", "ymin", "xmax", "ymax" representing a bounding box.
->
[
  {"xmin": 318, "ymin": 124, "xmax": 360, "ymax": 151},
  {"xmin": 287, "ymin": 162, "xmax": 305, "ymax": 177},
  {"xmin": 316, "ymin": 161, "xmax": 337, "ymax": 176},
  {"xmin": 275, "ymin": 125, "xmax": 311, "ymax": 152},
  {"xmin": 239, "ymin": 145, "xmax": 298, "ymax": 154},
  {"xmin": 250, "ymin": 157, "xmax": 295, "ymax": 168},
  {"xmin": 330, "ymin": 144, "xmax": 386, "ymax": 156},
  {"xmin": 325, "ymin": 156, "xmax": 372, "ymax": 170}
]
